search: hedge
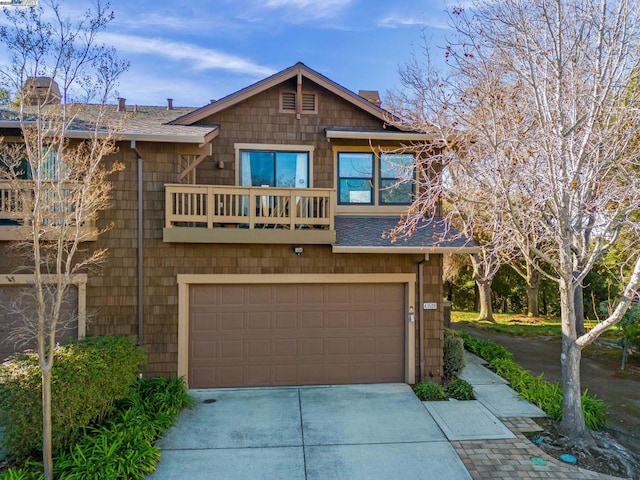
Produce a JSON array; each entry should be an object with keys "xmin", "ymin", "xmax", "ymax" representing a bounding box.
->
[{"xmin": 0, "ymin": 336, "xmax": 147, "ymax": 461}]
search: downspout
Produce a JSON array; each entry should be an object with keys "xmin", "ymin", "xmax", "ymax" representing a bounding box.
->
[
  {"xmin": 418, "ymin": 256, "xmax": 427, "ymax": 382},
  {"xmin": 131, "ymin": 141, "xmax": 144, "ymax": 345}
]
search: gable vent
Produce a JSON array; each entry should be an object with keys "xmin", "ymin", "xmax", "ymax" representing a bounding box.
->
[
  {"xmin": 281, "ymin": 92, "xmax": 296, "ymax": 111},
  {"xmin": 302, "ymin": 93, "xmax": 317, "ymax": 112}
]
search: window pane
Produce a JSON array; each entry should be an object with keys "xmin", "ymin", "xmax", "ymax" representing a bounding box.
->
[
  {"xmin": 380, "ymin": 179, "xmax": 413, "ymax": 205},
  {"xmin": 338, "ymin": 153, "xmax": 373, "ymax": 178},
  {"xmin": 381, "ymin": 153, "xmax": 413, "ymax": 179},
  {"xmin": 339, "ymin": 179, "xmax": 372, "ymax": 204},
  {"xmin": 276, "ymin": 152, "xmax": 308, "ymax": 188},
  {"xmin": 240, "ymin": 151, "xmax": 275, "ymax": 186}
]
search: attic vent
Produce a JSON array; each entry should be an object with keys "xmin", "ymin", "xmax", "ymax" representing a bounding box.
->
[
  {"xmin": 302, "ymin": 93, "xmax": 317, "ymax": 113},
  {"xmin": 280, "ymin": 91, "xmax": 318, "ymax": 114},
  {"xmin": 281, "ymin": 92, "xmax": 296, "ymax": 111}
]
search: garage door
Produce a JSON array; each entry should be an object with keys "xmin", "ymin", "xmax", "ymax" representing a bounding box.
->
[{"xmin": 189, "ymin": 283, "xmax": 405, "ymax": 388}]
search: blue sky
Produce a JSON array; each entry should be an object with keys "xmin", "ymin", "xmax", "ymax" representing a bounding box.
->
[{"xmin": 2, "ymin": 0, "xmax": 463, "ymax": 108}]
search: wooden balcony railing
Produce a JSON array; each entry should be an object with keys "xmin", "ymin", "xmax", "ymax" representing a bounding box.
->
[
  {"xmin": 165, "ymin": 184, "xmax": 335, "ymax": 231},
  {"xmin": 0, "ymin": 181, "xmax": 96, "ymax": 241},
  {"xmin": 0, "ymin": 181, "xmax": 29, "ymax": 222}
]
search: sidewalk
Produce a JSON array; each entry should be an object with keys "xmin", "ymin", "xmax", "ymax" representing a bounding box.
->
[{"xmin": 445, "ymin": 352, "xmax": 626, "ymax": 480}]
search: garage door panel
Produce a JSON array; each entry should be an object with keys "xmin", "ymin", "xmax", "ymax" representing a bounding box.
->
[
  {"xmin": 351, "ymin": 312, "xmax": 375, "ymax": 328},
  {"xmin": 275, "ymin": 338, "xmax": 297, "ymax": 355},
  {"xmin": 327, "ymin": 311, "xmax": 349, "ymax": 328},
  {"xmin": 189, "ymin": 283, "xmax": 405, "ymax": 388},
  {"xmin": 275, "ymin": 313, "xmax": 297, "ymax": 329}
]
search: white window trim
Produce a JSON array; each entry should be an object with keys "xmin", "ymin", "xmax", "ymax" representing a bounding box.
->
[{"xmin": 234, "ymin": 143, "xmax": 315, "ymax": 187}]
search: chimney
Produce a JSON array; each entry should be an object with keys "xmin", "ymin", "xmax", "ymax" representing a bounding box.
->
[
  {"xmin": 358, "ymin": 90, "xmax": 381, "ymax": 107},
  {"xmin": 22, "ymin": 77, "xmax": 61, "ymax": 106},
  {"xmin": 117, "ymin": 97, "xmax": 126, "ymax": 112},
  {"xmin": 167, "ymin": 98, "xmax": 173, "ymax": 110}
]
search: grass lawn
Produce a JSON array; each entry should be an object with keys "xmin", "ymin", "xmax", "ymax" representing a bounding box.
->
[{"xmin": 451, "ymin": 311, "xmax": 621, "ymax": 338}]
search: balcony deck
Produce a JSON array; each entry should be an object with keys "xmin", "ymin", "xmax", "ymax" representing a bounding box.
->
[
  {"xmin": 163, "ymin": 184, "xmax": 336, "ymax": 244},
  {"xmin": 0, "ymin": 181, "xmax": 96, "ymax": 241}
]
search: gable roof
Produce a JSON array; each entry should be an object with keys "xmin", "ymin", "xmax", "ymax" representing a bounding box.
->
[{"xmin": 169, "ymin": 62, "xmax": 404, "ymax": 128}]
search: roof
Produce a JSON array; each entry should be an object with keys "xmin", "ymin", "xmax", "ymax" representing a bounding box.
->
[
  {"xmin": 168, "ymin": 62, "xmax": 410, "ymax": 129},
  {"xmin": 332, "ymin": 216, "xmax": 478, "ymax": 254},
  {"xmin": 0, "ymin": 104, "xmax": 218, "ymax": 144}
]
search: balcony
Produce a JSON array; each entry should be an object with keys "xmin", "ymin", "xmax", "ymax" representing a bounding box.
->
[
  {"xmin": 163, "ymin": 184, "xmax": 336, "ymax": 244},
  {"xmin": 0, "ymin": 181, "xmax": 96, "ymax": 241}
]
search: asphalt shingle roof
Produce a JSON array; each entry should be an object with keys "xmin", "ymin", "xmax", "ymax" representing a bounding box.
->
[
  {"xmin": 0, "ymin": 104, "xmax": 217, "ymax": 141},
  {"xmin": 334, "ymin": 216, "xmax": 474, "ymax": 250}
]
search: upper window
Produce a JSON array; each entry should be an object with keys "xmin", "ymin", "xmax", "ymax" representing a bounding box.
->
[
  {"xmin": 338, "ymin": 152, "xmax": 374, "ymax": 204},
  {"xmin": 337, "ymin": 152, "xmax": 414, "ymax": 206},
  {"xmin": 379, "ymin": 153, "xmax": 414, "ymax": 205},
  {"xmin": 280, "ymin": 91, "xmax": 317, "ymax": 114},
  {"xmin": 240, "ymin": 150, "xmax": 309, "ymax": 188}
]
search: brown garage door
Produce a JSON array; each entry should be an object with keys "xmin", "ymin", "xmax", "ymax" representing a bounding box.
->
[{"xmin": 189, "ymin": 283, "xmax": 405, "ymax": 388}]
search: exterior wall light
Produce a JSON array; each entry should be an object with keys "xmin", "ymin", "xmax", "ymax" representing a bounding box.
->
[{"xmin": 294, "ymin": 247, "xmax": 304, "ymax": 256}]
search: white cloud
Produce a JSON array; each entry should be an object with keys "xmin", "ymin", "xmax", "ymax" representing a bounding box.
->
[
  {"xmin": 378, "ymin": 14, "xmax": 451, "ymax": 30},
  {"xmin": 98, "ymin": 32, "xmax": 276, "ymax": 77},
  {"xmin": 261, "ymin": 0, "xmax": 354, "ymax": 21}
]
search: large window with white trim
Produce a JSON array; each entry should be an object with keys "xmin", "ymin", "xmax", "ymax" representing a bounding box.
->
[{"xmin": 239, "ymin": 150, "xmax": 309, "ymax": 188}]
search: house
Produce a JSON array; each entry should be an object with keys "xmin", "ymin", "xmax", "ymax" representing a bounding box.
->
[{"xmin": 0, "ymin": 63, "xmax": 473, "ymax": 388}]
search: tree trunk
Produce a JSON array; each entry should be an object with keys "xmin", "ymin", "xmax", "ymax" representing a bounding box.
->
[
  {"xmin": 477, "ymin": 279, "xmax": 494, "ymax": 321},
  {"xmin": 558, "ymin": 280, "xmax": 590, "ymax": 441},
  {"xmin": 42, "ymin": 366, "xmax": 53, "ymax": 480},
  {"xmin": 526, "ymin": 270, "xmax": 540, "ymax": 317},
  {"xmin": 575, "ymin": 284, "xmax": 585, "ymax": 336}
]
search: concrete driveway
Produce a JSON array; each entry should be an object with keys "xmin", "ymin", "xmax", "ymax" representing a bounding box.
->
[{"xmin": 148, "ymin": 383, "xmax": 471, "ymax": 480}]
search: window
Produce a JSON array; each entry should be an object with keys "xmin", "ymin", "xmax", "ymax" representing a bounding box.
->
[
  {"xmin": 338, "ymin": 152, "xmax": 373, "ymax": 204},
  {"xmin": 240, "ymin": 150, "xmax": 309, "ymax": 188},
  {"xmin": 337, "ymin": 151, "xmax": 414, "ymax": 206},
  {"xmin": 379, "ymin": 153, "xmax": 414, "ymax": 205},
  {"xmin": 280, "ymin": 91, "xmax": 317, "ymax": 114}
]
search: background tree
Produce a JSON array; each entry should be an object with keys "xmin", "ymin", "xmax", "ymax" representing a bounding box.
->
[
  {"xmin": 0, "ymin": 2, "xmax": 127, "ymax": 478},
  {"xmin": 388, "ymin": 0, "xmax": 640, "ymax": 443}
]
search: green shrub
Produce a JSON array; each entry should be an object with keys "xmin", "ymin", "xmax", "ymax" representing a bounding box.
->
[
  {"xmin": 53, "ymin": 426, "xmax": 160, "ymax": 480},
  {"xmin": 54, "ymin": 377, "xmax": 191, "ymax": 480},
  {"xmin": 0, "ymin": 466, "xmax": 43, "ymax": 480},
  {"xmin": 414, "ymin": 381, "xmax": 447, "ymax": 401},
  {"xmin": 458, "ymin": 331, "xmax": 514, "ymax": 362},
  {"xmin": 445, "ymin": 378, "xmax": 475, "ymax": 400},
  {"xmin": 443, "ymin": 329, "xmax": 465, "ymax": 378},
  {"xmin": 0, "ymin": 336, "xmax": 146, "ymax": 461}
]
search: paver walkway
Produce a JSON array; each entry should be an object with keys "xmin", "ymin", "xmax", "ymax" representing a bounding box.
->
[{"xmin": 452, "ymin": 418, "xmax": 625, "ymax": 479}]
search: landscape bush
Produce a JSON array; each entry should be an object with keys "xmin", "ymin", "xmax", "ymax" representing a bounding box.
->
[
  {"xmin": 445, "ymin": 378, "xmax": 475, "ymax": 400},
  {"xmin": 413, "ymin": 381, "xmax": 447, "ymax": 401},
  {"xmin": 443, "ymin": 329, "xmax": 466, "ymax": 378},
  {"xmin": 460, "ymin": 332, "xmax": 608, "ymax": 430},
  {"xmin": 0, "ymin": 336, "xmax": 147, "ymax": 461},
  {"xmin": 0, "ymin": 377, "xmax": 192, "ymax": 480}
]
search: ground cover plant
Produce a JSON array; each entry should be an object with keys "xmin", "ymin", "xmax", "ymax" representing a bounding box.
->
[
  {"xmin": 457, "ymin": 331, "xmax": 607, "ymax": 429},
  {"xmin": 0, "ymin": 376, "xmax": 192, "ymax": 480}
]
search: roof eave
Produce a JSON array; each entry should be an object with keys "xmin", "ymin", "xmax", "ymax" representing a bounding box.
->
[
  {"xmin": 331, "ymin": 245, "xmax": 481, "ymax": 254},
  {"xmin": 325, "ymin": 129, "xmax": 435, "ymax": 142}
]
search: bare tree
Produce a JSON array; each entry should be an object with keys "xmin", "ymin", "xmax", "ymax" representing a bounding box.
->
[
  {"xmin": 388, "ymin": 0, "xmax": 640, "ymax": 442},
  {"xmin": 0, "ymin": 2, "xmax": 127, "ymax": 477}
]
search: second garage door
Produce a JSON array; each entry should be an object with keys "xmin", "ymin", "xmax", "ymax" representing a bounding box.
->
[{"xmin": 189, "ymin": 283, "xmax": 405, "ymax": 388}]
